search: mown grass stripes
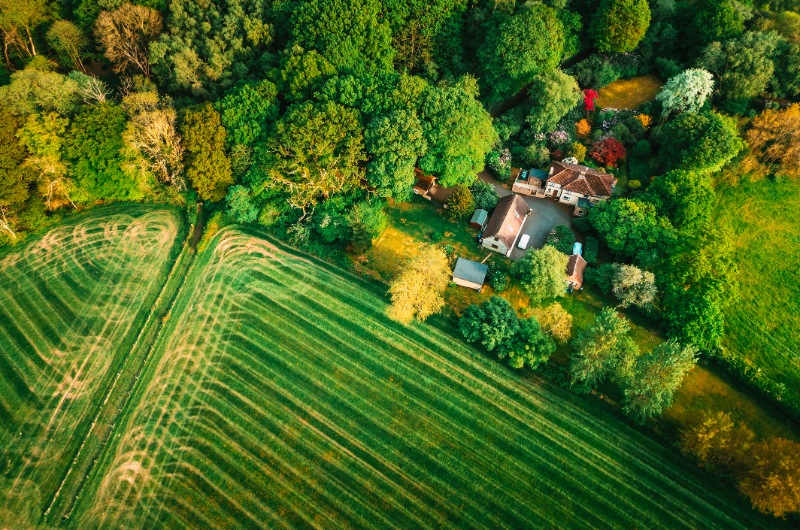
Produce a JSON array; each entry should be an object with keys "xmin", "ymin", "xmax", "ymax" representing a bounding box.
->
[{"xmin": 72, "ymin": 228, "xmax": 780, "ymax": 530}]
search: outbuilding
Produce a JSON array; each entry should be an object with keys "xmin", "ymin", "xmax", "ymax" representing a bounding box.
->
[
  {"xmin": 470, "ymin": 209, "xmax": 488, "ymax": 229},
  {"xmin": 452, "ymin": 257, "xmax": 489, "ymax": 291}
]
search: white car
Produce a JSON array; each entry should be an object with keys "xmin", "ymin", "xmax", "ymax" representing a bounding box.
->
[{"xmin": 517, "ymin": 234, "xmax": 530, "ymax": 250}]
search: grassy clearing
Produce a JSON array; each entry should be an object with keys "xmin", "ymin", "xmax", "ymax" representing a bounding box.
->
[
  {"xmin": 0, "ymin": 205, "xmax": 184, "ymax": 527},
  {"xmin": 714, "ymin": 178, "xmax": 800, "ymax": 407},
  {"xmin": 72, "ymin": 227, "xmax": 779, "ymax": 529},
  {"xmin": 596, "ymin": 75, "xmax": 663, "ymax": 110}
]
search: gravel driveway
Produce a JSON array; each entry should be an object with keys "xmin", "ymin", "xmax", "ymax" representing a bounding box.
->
[{"xmin": 478, "ymin": 172, "xmax": 577, "ymax": 260}]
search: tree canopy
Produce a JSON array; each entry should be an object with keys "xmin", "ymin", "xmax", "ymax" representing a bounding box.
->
[
  {"xmin": 591, "ymin": 0, "xmax": 651, "ymax": 53},
  {"xmin": 387, "ymin": 245, "xmax": 450, "ymax": 324}
]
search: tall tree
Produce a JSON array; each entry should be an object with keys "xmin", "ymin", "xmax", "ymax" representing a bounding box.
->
[
  {"xmin": 690, "ymin": 0, "xmax": 745, "ymax": 46},
  {"xmin": 181, "ymin": 104, "xmax": 232, "ymax": 202},
  {"xmin": 0, "ymin": 61, "xmax": 80, "ymax": 117},
  {"xmin": 150, "ymin": 0, "xmax": 272, "ymax": 94},
  {"xmin": 588, "ymin": 198, "xmax": 675, "ymax": 266},
  {"xmin": 591, "ymin": 0, "xmax": 651, "ymax": 53},
  {"xmin": 570, "ymin": 307, "xmax": 638, "ymax": 388},
  {"xmin": 679, "ymin": 411, "xmax": 754, "ymax": 473},
  {"xmin": 0, "ymin": 109, "xmax": 34, "ymax": 240},
  {"xmin": 611, "ymin": 264, "xmax": 657, "ymax": 309},
  {"xmin": 289, "ymin": 0, "xmax": 393, "ymax": 75},
  {"xmin": 46, "ymin": 20, "xmax": 88, "ymax": 73},
  {"xmin": 645, "ymin": 170, "xmax": 713, "ymax": 231},
  {"xmin": 738, "ymin": 438, "xmax": 800, "ymax": 517},
  {"xmin": 364, "ymin": 108, "xmax": 427, "ymax": 201},
  {"xmin": 63, "ymin": 102, "xmax": 139, "ymax": 201},
  {"xmin": 445, "ymin": 184, "xmax": 474, "ymax": 220},
  {"xmin": 387, "ymin": 245, "xmax": 450, "ymax": 324},
  {"xmin": 658, "ymin": 111, "xmax": 744, "ymax": 173},
  {"xmin": 17, "ymin": 112, "xmax": 73, "ymax": 209},
  {"xmin": 418, "ymin": 79, "xmax": 497, "ymax": 187},
  {"xmin": 122, "ymin": 90, "xmax": 184, "ymax": 191},
  {"xmin": 622, "ymin": 340, "xmax": 697, "ymax": 422},
  {"xmin": 265, "ymin": 100, "xmax": 364, "ymax": 213},
  {"xmin": 526, "ymin": 70, "xmax": 581, "ymax": 134},
  {"xmin": 347, "ymin": 198, "xmax": 387, "ymax": 252},
  {"xmin": 0, "ymin": 0, "xmax": 48, "ymax": 68},
  {"xmin": 95, "ymin": 3, "xmax": 162, "ymax": 77},
  {"xmin": 745, "ymin": 104, "xmax": 800, "ymax": 179},
  {"xmin": 530, "ymin": 302, "xmax": 573, "ymax": 344},
  {"xmin": 477, "ymin": 4, "xmax": 564, "ymax": 104},
  {"xmin": 655, "ymin": 69, "xmax": 715, "ymax": 120},
  {"xmin": 513, "ymin": 245, "xmax": 569, "ymax": 303}
]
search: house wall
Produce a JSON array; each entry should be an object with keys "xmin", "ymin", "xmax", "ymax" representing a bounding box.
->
[
  {"xmin": 558, "ymin": 193, "xmax": 582, "ymax": 205},
  {"xmin": 512, "ymin": 182, "xmax": 538, "ymax": 196},
  {"xmin": 453, "ymin": 277, "xmax": 483, "ymax": 291},
  {"xmin": 482, "ymin": 236, "xmax": 509, "ymax": 256}
]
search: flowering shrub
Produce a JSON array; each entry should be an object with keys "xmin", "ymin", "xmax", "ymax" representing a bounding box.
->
[
  {"xmin": 547, "ymin": 129, "xmax": 570, "ymax": 148},
  {"xmin": 590, "ymin": 137, "xmax": 626, "ymax": 167},
  {"xmin": 583, "ymin": 89, "xmax": 598, "ymax": 111},
  {"xmin": 635, "ymin": 114, "xmax": 652, "ymax": 129},
  {"xmin": 576, "ymin": 119, "xmax": 591, "ymax": 137}
]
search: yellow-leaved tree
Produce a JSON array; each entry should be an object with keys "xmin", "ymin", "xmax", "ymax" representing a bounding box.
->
[
  {"xmin": 387, "ymin": 245, "xmax": 450, "ymax": 325},
  {"xmin": 744, "ymin": 104, "xmax": 800, "ymax": 179}
]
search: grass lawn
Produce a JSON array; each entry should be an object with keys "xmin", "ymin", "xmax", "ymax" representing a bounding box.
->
[
  {"xmin": 714, "ymin": 177, "xmax": 800, "ymax": 408},
  {"xmin": 596, "ymin": 75, "xmax": 663, "ymax": 110}
]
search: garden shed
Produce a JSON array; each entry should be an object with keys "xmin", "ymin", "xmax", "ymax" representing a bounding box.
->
[
  {"xmin": 470, "ymin": 209, "xmax": 488, "ymax": 229},
  {"xmin": 452, "ymin": 257, "xmax": 489, "ymax": 291}
]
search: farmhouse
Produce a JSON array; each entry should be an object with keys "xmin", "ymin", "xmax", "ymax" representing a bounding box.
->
[
  {"xmin": 452, "ymin": 257, "xmax": 488, "ymax": 291},
  {"xmin": 565, "ymin": 253, "xmax": 588, "ymax": 290},
  {"xmin": 511, "ymin": 161, "xmax": 616, "ymax": 216},
  {"xmin": 481, "ymin": 194, "xmax": 529, "ymax": 257}
]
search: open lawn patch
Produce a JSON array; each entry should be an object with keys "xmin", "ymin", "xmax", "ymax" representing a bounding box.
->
[{"xmin": 596, "ymin": 75, "xmax": 662, "ymax": 110}]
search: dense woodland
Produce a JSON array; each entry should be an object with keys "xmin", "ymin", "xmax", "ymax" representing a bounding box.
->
[{"xmin": 1, "ymin": 0, "xmax": 800, "ymax": 518}]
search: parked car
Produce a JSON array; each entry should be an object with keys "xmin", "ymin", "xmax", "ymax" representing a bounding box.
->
[{"xmin": 517, "ymin": 234, "xmax": 530, "ymax": 250}]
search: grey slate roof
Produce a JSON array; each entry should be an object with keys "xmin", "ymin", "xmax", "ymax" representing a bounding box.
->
[
  {"xmin": 453, "ymin": 257, "xmax": 488, "ymax": 286},
  {"xmin": 470, "ymin": 209, "xmax": 488, "ymax": 226}
]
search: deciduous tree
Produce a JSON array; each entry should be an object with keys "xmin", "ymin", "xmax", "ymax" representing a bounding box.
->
[
  {"xmin": 418, "ymin": 79, "xmax": 497, "ymax": 187},
  {"xmin": 611, "ymin": 264, "xmax": 657, "ymax": 309},
  {"xmin": 530, "ymin": 302, "xmax": 573, "ymax": 344},
  {"xmin": 655, "ymin": 69, "xmax": 714, "ymax": 120},
  {"xmin": 658, "ymin": 111, "xmax": 744, "ymax": 173},
  {"xmin": 445, "ymin": 184, "xmax": 475, "ymax": 220},
  {"xmin": 387, "ymin": 245, "xmax": 450, "ymax": 324},
  {"xmin": 0, "ymin": 0, "xmax": 48, "ymax": 68},
  {"xmin": 739, "ymin": 438, "xmax": 800, "ymax": 517},
  {"xmin": 590, "ymin": 138, "xmax": 626, "ymax": 167},
  {"xmin": 95, "ymin": 3, "xmax": 162, "ymax": 77},
  {"xmin": 679, "ymin": 411, "xmax": 754, "ymax": 472},
  {"xmin": 591, "ymin": 0, "xmax": 651, "ymax": 53},
  {"xmin": 477, "ymin": 4, "xmax": 564, "ymax": 103},
  {"xmin": 622, "ymin": 340, "xmax": 697, "ymax": 422},
  {"xmin": 347, "ymin": 198, "xmax": 387, "ymax": 252},
  {"xmin": 181, "ymin": 103, "xmax": 232, "ymax": 202},
  {"xmin": 225, "ymin": 185, "xmax": 258, "ymax": 224},
  {"xmin": 513, "ymin": 245, "xmax": 569, "ymax": 303},
  {"xmin": 17, "ymin": 112, "xmax": 74, "ymax": 209},
  {"xmin": 364, "ymin": 108, "xmax": 427, "ymax": 201},
  {"xmin": 526, "ymin": 70, "xmax": 581, "ymax": 134},
  {"xmin": 46, "ymin": 20, "xmax": 88, "ymax": 73},
  {"xmin": 122, "ymin": 90, "xmax": 184, "ymax": 190},
  {"xmin": 265, "ymin": 100, "xmax": 364, "ymax": 213},
  {"xmin": 570, "ymin": 307, "xmax": 638, "ymax": 388},
  {"xmin": 745, "ymin": 104, "xmax": 800, "ymax": 179}
]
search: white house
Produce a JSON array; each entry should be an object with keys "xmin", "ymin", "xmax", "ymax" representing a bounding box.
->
[{"xmin": 481, "ymin": 194, "xmax": 529, "ymax": 257}]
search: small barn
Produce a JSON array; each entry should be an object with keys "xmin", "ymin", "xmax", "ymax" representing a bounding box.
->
[
  {"xmin": 481, "ymin": 194, "xmax": 529, "ymax": 257},
  {"xmin": 452, "ymin": 257, "xmax": 489, "ymax": 291},
  {"xmin": 565, "ymin": 253, "xmax": 588, "ymax": 290},
  {"xmin": 470, "ymin": 209, "xmax": 488, "ymax": 229}
]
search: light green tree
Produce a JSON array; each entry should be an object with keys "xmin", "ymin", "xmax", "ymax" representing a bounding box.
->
[
  {"xmin": 387, "ymin": 245, "xmax": 450, "ymax": 324},
  {"xmin": 591, "ymin": 0, "xmax": 651, "ymax": 53},
  {"xmin": 656, "ymin": 69, "xmax": 714, "ymax": 120},
  {"xmin": 622, "ymin": 340, "xmax": 697, "ymax": 422},
  {"xmin": 570, "ymin": 307, "xmax": 638, "ymax": 388},
  {"xmin": 513, "ymin": 245, "xmax": 569, "ymax": 303},
  {"xmin": 526, "ymin": 70, "xmax": 581, "ymax": 134}
]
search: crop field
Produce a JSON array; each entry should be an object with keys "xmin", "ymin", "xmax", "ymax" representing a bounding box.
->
[
  {"xmin": 65, "ymin": 226, "xmax": 776, "ymax": 529},
  {"xmin": 0, "ymin": 205, "xmax": 185, "ymax": 527},
  {"xmin": 715, "ymin": 178, "xmax": 800, "ymax": 406}
]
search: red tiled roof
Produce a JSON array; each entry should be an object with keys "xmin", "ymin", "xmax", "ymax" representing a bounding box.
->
[
  {"xmin": 549, "ymin": 162, "xmax": 615, "ymax": 197},
  {"xmin": 565, "ymin": 254, "xmax": 588, "ymax": 289}
]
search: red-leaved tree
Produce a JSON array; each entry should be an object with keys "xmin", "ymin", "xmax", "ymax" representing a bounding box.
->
[
  {"xmin": 590, "ymin": 138, "xmax": 626, "ymax": 167},
  {"xmin": 583, "ymin": 89, "xmax": 598, "ymax": 111}
]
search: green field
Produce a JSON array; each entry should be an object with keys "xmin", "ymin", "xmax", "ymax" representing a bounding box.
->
[
  {"xmin": 0, "ymin": 211, "xmax": 786, "ymax": 528},
  {"xmin": 715, "ymin": 178, "xmax": 800, "ymax": 406},
  {"xmin": 0, "ymin": 205, "xmax": 185, "ymax": 527}
]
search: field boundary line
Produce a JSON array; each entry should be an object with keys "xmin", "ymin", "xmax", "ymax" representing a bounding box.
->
[{"xmin": 42, "ymin": 231, "xmax": 196, "ymax": 525}]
